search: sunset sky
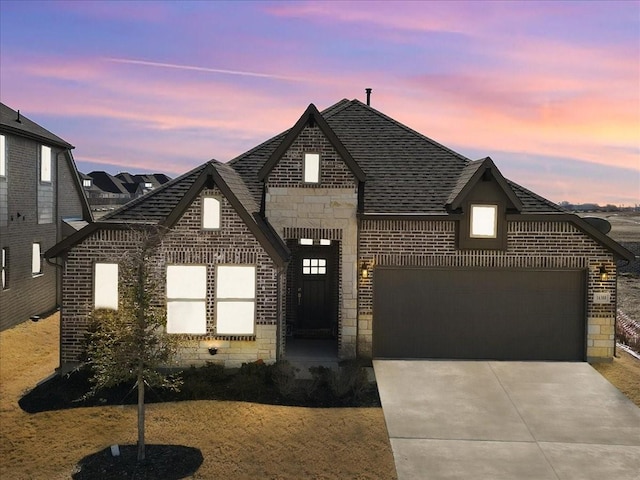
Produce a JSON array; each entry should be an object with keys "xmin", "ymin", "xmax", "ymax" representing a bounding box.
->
[{"xmin": 1, "ymin": 0, "xmax": 638, "ymax": 206}]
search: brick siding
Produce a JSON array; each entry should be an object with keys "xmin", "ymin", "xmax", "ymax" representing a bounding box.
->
[
  {"xmin": 357, "ymin": 218, "xmax": 617, "ymax": 360},
  {"xmin": 0, "ymin": 133, "xmax": 69, "ymax": 330},
  {"xmin": 60, "ymin": 187, "xmax": 280, "ymax": 369}
]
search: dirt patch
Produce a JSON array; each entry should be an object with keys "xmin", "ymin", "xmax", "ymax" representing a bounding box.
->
[{"xmin": 0, "ymin": 314, "xmax": 397, "ymax": 480}]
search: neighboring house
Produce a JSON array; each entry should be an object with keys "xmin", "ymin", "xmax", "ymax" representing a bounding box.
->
[
  {"xmin": 82, "ymin": 170, "xmax": 171, "ymax": 216},
  {"xmin": 46, "ymin": 99, "xmax": 634, "ymax": 371},
  {"xmin": 0, "ymin": 103, "xmax": 92, "ymax": 331}
]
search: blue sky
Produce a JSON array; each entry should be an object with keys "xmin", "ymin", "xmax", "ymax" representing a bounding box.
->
[{"xmin": 1, "ymin": 0, "xmax": 638, "ymax": 205}]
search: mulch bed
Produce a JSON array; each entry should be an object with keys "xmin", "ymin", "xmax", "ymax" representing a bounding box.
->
[
  {"xmin": 72, "ymin": 444, "xmax": 203, "ymax": 480},
  {"xmin": 19, "ymin": 361, "xmax": 381, "ymax": 413}
]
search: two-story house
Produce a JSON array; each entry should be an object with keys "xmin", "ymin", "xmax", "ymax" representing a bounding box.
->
[{"xmin": 0, "ymin": 103, "xmax": 92, "ymax": 330}]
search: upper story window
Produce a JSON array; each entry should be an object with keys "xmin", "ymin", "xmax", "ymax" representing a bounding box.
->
[
  {"xmin": 0, "ymin": 134, "xmax": 6, "ymax": 177},
  {"xmin": 202, "ymin": 196, "xmax": 221, "ymax": 230},
  {"xmin": 40, "ymin": 146, "xmax": 52, "ymax": 183},
  {"xmin": 470, "ymin": 204, "xmax": 498, "ymax": 238},
  {"xmin": 83, "ymin": 179, "xmax": 92, "ymax": 188},
  {"xmin": 303, "ymin": 152, "xmax": 320, "ymax": 184},
  {"xmin": 144, "ymin": 182, "xmax": 153, "ymax": 188},
  {"xmin": 94, "ymin": 263, "xmax": 119, "ymax": 310},
  {"xmin": 32, "ymin": 243, "xmax": 42, "ymax": 276}
]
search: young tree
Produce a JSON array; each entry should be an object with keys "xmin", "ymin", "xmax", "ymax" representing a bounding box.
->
[{"xmin": 84, "ymin": 227, "xmax": 181, "ymax": 462}]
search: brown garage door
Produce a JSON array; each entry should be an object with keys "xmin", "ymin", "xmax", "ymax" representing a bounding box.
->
[{"xmin": 373, "ymin": 268, "xmax": 586, "ymax": 361}]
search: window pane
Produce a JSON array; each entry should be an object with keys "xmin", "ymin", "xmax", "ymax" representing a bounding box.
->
[
  {"xmin": 299, "ymin": 238, "xmax": 313, "ymax": 245},
  {"xmin": 216, "ymin": 266, "xmax": 255, "ymax": 298},
  {"xmin": 303, "ymin": 153, "xmax": 320, "ymax": 183},
  {"xmin": 167, "ymin": 265, "xmax": 207, "ymax": 299},
  {"xmin": 31, "ymin": 243, "xmax": 41, "ymax": 274},
  {"xmin": 94, "ymin": 263, "xmax": 118, "ymax": 309},
  {"xmin": 83, "ymin": 179, "xmax": 91, "ymax": 187},
  {"xmin": 319, "ymin": 239, "xmax": 331, "ymax": 246},
  {"xmin": 216, "ymin": 301, "xmax": 255, "ymax": 335},
  {"xmin": 471, "ymin": 205, "xmax": 497, "ymax": 238},
  {"xmin": 0, "ymin": 135, "xmax": 5, "ymax": 177},
  {"xmin": 202, "ymin": 197, "xmax": 221, "ymax": 229},
  {"xmin": 167, "ymin": 300, "xmax": 207, "ymax": 334},
  {"xmin": 303, "ymin": 259, "xmax": 310, "ymax": 266},
  {"xmin": 41, "ymin": 146, "xmax": 52, "ymax": 182}
]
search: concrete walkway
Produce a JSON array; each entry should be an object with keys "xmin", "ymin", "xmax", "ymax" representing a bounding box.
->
[{"xmin": 373, "ymin": 360, "xmax": 640, "ymax": 480}]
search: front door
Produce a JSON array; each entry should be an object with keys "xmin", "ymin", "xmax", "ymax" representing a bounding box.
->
[{"xmin": 288, "ymin": 243, "xmax": 338, "ymax": 338}]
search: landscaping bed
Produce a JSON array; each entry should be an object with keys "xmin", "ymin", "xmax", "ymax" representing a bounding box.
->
[{"xmin": 20, "ymin": 359, "xmax": 381, "ymax": 414}]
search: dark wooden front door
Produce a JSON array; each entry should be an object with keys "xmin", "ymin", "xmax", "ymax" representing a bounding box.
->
[{"xmin": 288, "ymin": 243, "xmax": 338, "ymax": 338}]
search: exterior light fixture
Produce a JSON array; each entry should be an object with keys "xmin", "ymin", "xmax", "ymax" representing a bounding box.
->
[
  {"xmin": 208, "ymin": 347, "xmax": 218, "ymax": 356},
  {"xmin": 599, "ymin": 265, "xmax": 608, "ymax": 282},
  {"xmin": 361, "ymin": 261, "xmax": 369, "ymax": 279}
]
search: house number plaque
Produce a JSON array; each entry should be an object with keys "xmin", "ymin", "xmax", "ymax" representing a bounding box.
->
[{"xmin": 593, "ymin": 292, "xmax": 611, "ymax": 304}]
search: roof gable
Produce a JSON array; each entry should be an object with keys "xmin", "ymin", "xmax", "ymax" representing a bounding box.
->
[
  {"xmin": 47, "ymin": 160, "xmax": 289, "ymax": 266},
  {"xmin": 258, "ymin": 103, "xmax": 365, "ymax": 182},
  {"xmin": 446, "ymin": 157, "xmax": 523, "ymax": 212}
]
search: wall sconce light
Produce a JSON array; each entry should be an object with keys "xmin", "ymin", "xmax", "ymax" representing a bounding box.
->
[
  {"xmin": 208, "ymin": 347, "xmax": 218, "ymax": 356},
  {"xmin": 599, "ymin": 265, "xmax": 608, "ymax": 282},
  {"xmin": 360, "ymin": 261, "xmax": 370, "ymax": 279}
]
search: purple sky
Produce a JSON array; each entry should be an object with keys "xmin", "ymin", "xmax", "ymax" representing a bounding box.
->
[{"xmin": 1, "ymin": 0, "xmax": 638, "ymax": 206}]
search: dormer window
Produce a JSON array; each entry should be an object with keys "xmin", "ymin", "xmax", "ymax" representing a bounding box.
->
[
  {"xmin": 202, "ymin": 196, "xmax": 221, "ymax": 230},
  {"xmin": 144, "ymin": 182, "xmax": 153, "ymax": 188},
  {"xmin": 470, "ymin": 204, "xmax": 498, "ymax": 238},
  {"xmin": 82, "ymin": 179, "xmax": 92, "ymax": 188},
  {"xmin": 303, "ymin": 153, "xmax": 320, "ymax": 184}
]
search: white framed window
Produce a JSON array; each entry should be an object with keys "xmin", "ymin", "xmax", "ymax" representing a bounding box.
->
[
  {"xmin": 167, "ymin": 265, "xmax": 207, "ymax": 334},
  {"xmin": 40, "ymin": 146, "xmax": 52, "ymax": 183},
  {"xmin": 1, "ymin": 247, "xmax": 7, "ymax": 289},
  {"xmin": 302, "ymin": 258, "xmax": 327, "ymax": 275},
  {"xmin": 299, "ymin": 238, "xmax": 313, "ymax": 245},
  {"xmin": 144, "ymin": 182, "xmax": 153, "ymax": 188},
  {"xmin": 470, "ymin": 204, "xmax": 498, "ymax": 238},
  {"xmin": 303, "ymin": 152, "xmax": 320, "ymax": 183},
  {"xmin": 202, "ymin": 197, "xmax": 221, "ymax": 230},
  {"xmin": 319, "ymin": 239, "xmax": 331, "ymax": 246},
  {"xmin": 31, "ymin": 243, "xmax": 42, "ymax": 275},
  {"xmin": 216, "ymin": 265, "xmax": 256, "ymax": 335},
  {"xmin": 0, "ymin": 134, "xmax": 6, "ymax": 177},
  {"xmin": 94, "ymin": 263, "xmax": 118, "ymax": 309},
  {"xmin": 82, "ymin": 179, "xmax": 92, "ymax": 187}
]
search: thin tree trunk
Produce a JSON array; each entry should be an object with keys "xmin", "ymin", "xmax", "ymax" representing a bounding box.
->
[{"xmin": 137, "ymin": 368, "xmax": 145, "ymax": 461}]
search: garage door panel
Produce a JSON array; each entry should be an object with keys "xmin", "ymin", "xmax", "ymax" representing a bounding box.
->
[{"xmin": 373, "ymin": 268, "xmax": 585, "ymax": 361}]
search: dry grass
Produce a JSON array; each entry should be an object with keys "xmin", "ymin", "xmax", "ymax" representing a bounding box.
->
[
  {"xmin": 0, "ymin": 314, "xmax": 397, "ymax": 480},
  {"xmin": 592, "ymin": 349, "xmax": 640, "ymax": 407}
]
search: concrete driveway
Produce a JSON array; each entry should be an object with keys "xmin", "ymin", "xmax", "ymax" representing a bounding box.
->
[{"xmin": 373, "ymin": 360, "xmax": 640, "ymax": 480}]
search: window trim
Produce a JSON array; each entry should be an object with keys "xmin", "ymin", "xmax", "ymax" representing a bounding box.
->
[
  {"xmin": 303, "ymin": 152, "xmax": 321, "ymax": 184},
  {"xmin": 215, "ymin": 265, "xmax": 256, "ymax": 335},
  {"xmin": 40, "ymin": 145, "xmax": 52, "ymax": 183},
  {"xmin": 201, "ymin": 196, "xmax": 222, "ymax": 230},
  {"xmin": 166, "ymin": 264, "xmax": 207, "ymax": 334},
  {"xmin": 94, "ymin": 262, "xmax": 119, "ymax": 310},
  {"xmin": 470, "ymin": 204, "xmax": 498, "ymax": 238}
]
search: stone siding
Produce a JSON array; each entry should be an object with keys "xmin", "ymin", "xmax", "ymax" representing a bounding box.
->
[
  {"xmin": 358, "ymin": 219, "xmax": 617, "ymax": 361},
  {"xmin": 60, "ymin": 187, "xmax": 280, "ymax": 369},
  {"xmin": 264, "ymin": 124, "xmax": 359, "ymax": 358}
]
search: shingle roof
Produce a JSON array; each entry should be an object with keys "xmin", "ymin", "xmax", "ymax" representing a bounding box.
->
[
  {"xmin": 231, "ymin": 99, "xmax": 563, "ymax": 214},
  {"xmin": 0, "ymin": 103, "xmax": 74, "ymax": 148}
]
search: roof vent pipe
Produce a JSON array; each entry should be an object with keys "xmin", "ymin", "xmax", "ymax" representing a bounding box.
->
[
  {"xmin": 16, "ymin": 110, "xmax": 22, "ymax": 123},
  {"xmin": 365, "ymin": 88, "xmax": 372, "ymax": 106}
]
